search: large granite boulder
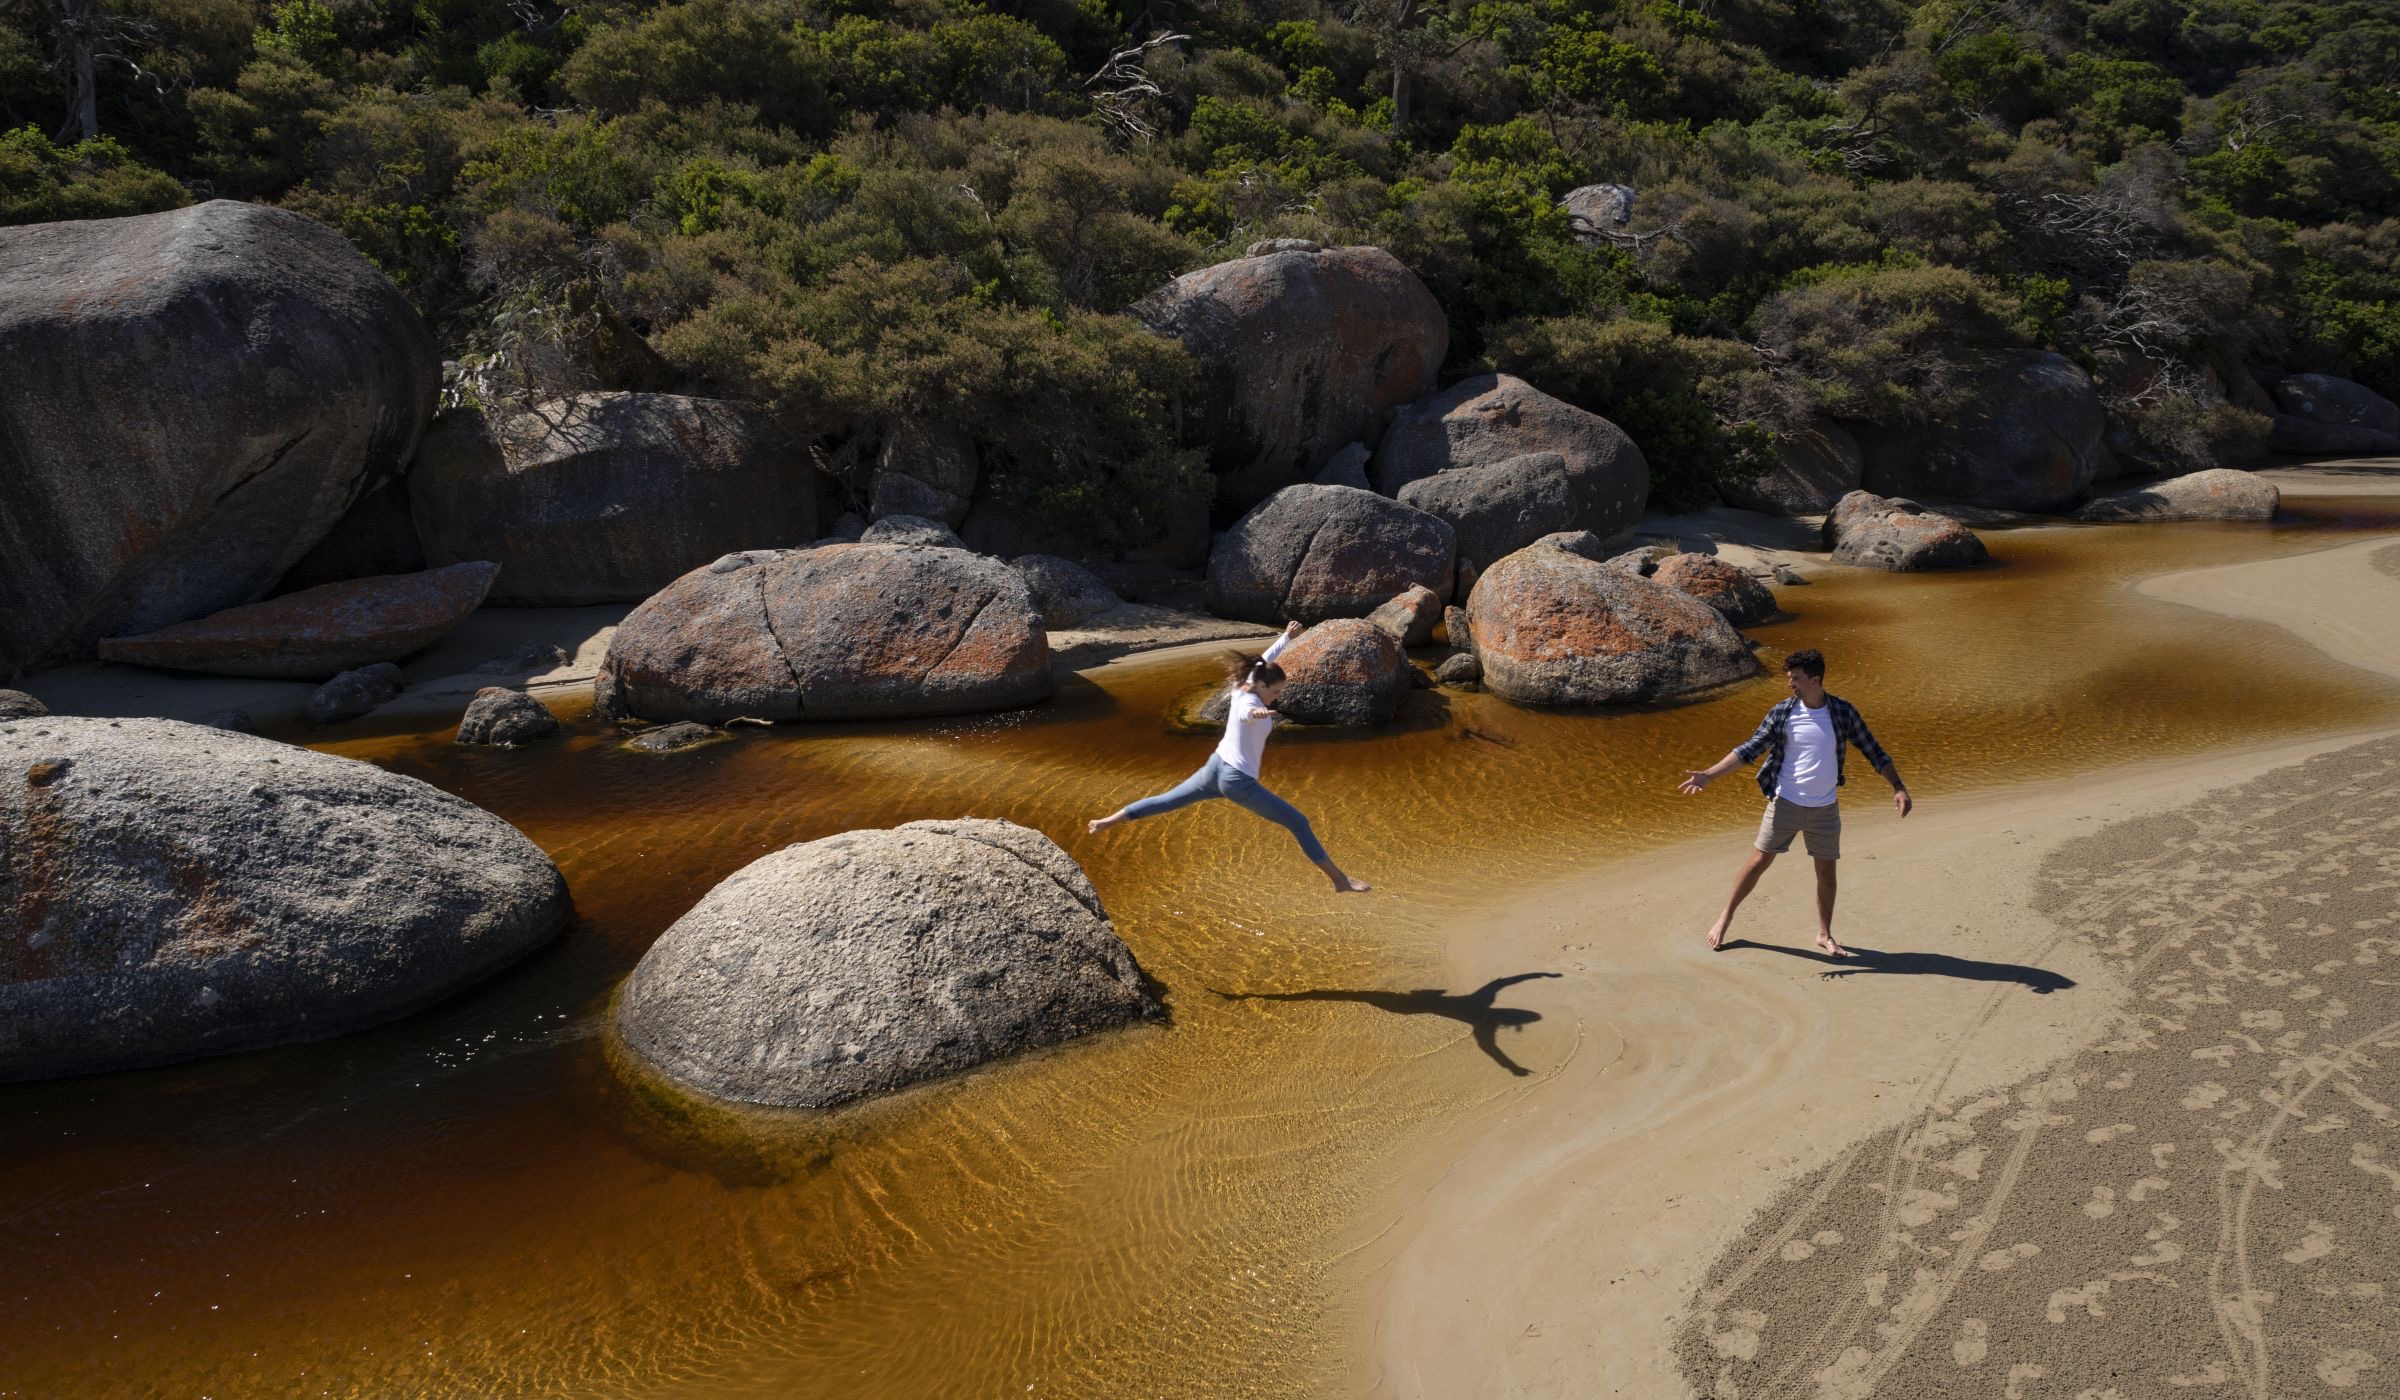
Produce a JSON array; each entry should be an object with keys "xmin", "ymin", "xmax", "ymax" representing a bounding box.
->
[
  {"xmin": 615, "ymin": 818, "xmax": 1160, "ymax": 1108},
  {"xmin": 1854, "ymin": 350, "xmax": 2106, "ymax": 511},
  {"xmin": 2073, "ymin": 469, "xmax": 2280, "ymax": 523},
  {"xmin": 596, "ymin": 543, "xmax": 1052, "ymax": 723},
  {"xmin": 273, "ymin": 478, "xmax": 427, "ymax": 594},
  {"xmin": 1130, "ymin": 245, "xmax": 1447, "ymax": 509},
  {"xmin": 0, "ymin": 201, "xmax": 440, "ymax": 676},
  {"xmin": 410, "ymin": 393, "xmax": 813, "ymax": 606},
  {"xmin": 1466, "ymin": 542, "xmax": 1756, "ymax": 706},
  {"xmin": 0, "ymin": 717, "xmax": 569, "ymax": 1080},
  {"xmin": 2274, "ymin": 373, "xmax": 2400, "ymax": 436},
  {"xmin": 1395, "ymin": 450, "xmax": 1581, "ymax": 575},
  {"xmin": 869, "ymin": 421, "xmax": 978, "ymax": 526},
  {"xmin": 2267, "ymin": 415, "xmax": 2400, "ymax": 457},
  {"xmin": 455, "ymin": 687, "xmax": 561, "ymax": 746},
  {"xmin": 1651, "ymin": 553, "xmax": 1778, "ymax": 626},
  {"xmin": 1274, "ymin": 619, "xmax": 1413, "ymax": 726},
  {"xmin": 1718, "ymin": 421, "xmax": 1864, "ymax": 516},
  {"xmin": 1013, "ymin": 555, "xmax": 1121, "ymax": 628},
  {"xmin": 1373, "ymin": 374, "xmax": 1649, "ymax": 547},
  {"xmin": 95, "ymin": 562, "xmax": 497, "ymax": 680},
  {"xmin": 1822, "ymin": 491, "xmax": 1990, "ymax": 571},
  {"xmin": 1205, "ymin": 485, "xmax": 1456, "ymax": 624},
  {"xmin": 1559, "ymin": 182, "xmax": 1636, "ymax": 240}
]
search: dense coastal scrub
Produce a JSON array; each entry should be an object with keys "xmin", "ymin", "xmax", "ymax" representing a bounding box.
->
[{"xmin": 5, "ymin": 0, "xmax": 2395, "ymax": 516}]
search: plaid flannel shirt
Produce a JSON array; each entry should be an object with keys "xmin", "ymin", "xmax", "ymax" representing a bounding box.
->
[{"xmin": 1734, "ymin": 695, "xmax": 1894, "ymax": 800}]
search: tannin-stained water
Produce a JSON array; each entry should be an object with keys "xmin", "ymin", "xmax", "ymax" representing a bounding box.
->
[{"xmin": 6, "ymin": 503, "xmax": 2400, "ymax": 1398}]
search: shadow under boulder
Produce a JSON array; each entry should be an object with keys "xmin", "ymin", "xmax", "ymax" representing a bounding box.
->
[{"xmin": 615, "ymin": 818, "xmax": 1161, "ymax": 1109}]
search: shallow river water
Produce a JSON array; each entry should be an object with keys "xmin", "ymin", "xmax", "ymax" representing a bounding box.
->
[{"xmin": 6, "ymin": 502, "xmax": 2400, "ymax": 1398}]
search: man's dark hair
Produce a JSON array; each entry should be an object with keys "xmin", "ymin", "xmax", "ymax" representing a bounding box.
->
[{"xmin": 1785, "ymin": 648, "xmax": 1827, "ymax": 679}]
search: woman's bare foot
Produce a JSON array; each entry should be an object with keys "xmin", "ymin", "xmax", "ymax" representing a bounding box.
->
[
  {"xmin": 1315, "ymin": 859, "xmax": 1370, "ymax": 893},
  {"xmin": 1815, "ymin": 931, "xmax": 1850, "ymax": 958}
]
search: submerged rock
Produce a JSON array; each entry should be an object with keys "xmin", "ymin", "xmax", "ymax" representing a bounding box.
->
[
  {"xmin": 1374, "ymin": 374, "xmax": 1649, "ymax": 543},
  {"xmin": 1822, "ymin": 491, "xmax": 1990, "ymax": 572},
  {"xmin": 305, "ymin": 662, "xmax": 406, "ymax": 725},
  {"xmin": 1435, "ymin": 651, "xmax": 1481, "ymax": 685},
  {"xmin": 624, "ymin": 720, "xmax": 722, "ymax": 754},
  {"xmin": 615, "ymin": 818, "xmax": 1160, "ymax": 1108},
  {"xmin": 597, "ymin": 543, "xmax": 1052, "ymax": 723},
  {"xmin": 410, "ymin": 392, "xmax": 813, "ymax": 605},
  {"xmin": 0, "ymin": 717, "xmax": 568, "ymax": 1080},
  {"xmin": 1651, "ymin": 553, "xmax": 1778, "ymax": 627},
  {"xmin": 1205, "ymin": 485, "xmax": 1456, "ymax": 624},
  {"xmin": 2073, "ymin": 469, "xmax": 2280, "ymax": 523},
  {"xmin": 96, "ymin": 562, "xmax": 497, "ymax": 680},
  {"xmin": 455, "ymin": 687, "xmax": 560, "ymax": 747},
  {"xmin": 0, "ymin": 200, "xmax": 439, "ymax": 675},
  {"xmin": 1131, "ymin": 245, "xmax": 1447, "ymax": 509},
  {"xmin": 1466, "ymin": 545, "xmax": 1757, "ymax": 706}
]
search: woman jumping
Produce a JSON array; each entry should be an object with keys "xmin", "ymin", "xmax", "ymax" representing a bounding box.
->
[{"xmin": 1088, "ymin": 621, "xmax": 1371, "ymax": 893}]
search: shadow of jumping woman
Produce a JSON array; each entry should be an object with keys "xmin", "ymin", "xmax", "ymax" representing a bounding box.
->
[{"xmin": 1213, "ymin": 972, "xmax": 1563, "ymax": 1076}]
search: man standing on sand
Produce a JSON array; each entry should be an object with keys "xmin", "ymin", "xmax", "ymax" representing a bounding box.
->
[{"xmin": 1676, "ymin": 649, "xmax": 1911, "ymax": 957}]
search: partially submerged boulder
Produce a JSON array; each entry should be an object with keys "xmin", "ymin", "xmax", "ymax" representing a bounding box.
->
[
  {"xmin": 96, "ymin": 562, "xmax": 497, "ymax": 680},
  {"xmin": 1131, "ymin": 245, "xmax": 1447, "ymax": 508},
  {"xmin": 306, "ymin": 662, "xmax": 406, "ymax": 725},
  {"xmin": 1822, "ymin": 491, "xmax": 1990, "ymax": 571},
  {"xmin": 1854, "ymin": 350, "xmax": 2106, "ymax": 511},
  {"xmin": 597, "ymin": 543, "xmax": 1052, "ymax": 723},
  {"xmin": 1434, "ymin": 651, "xmax": 1481, "ymax": 685},
  {"xmin": 625, "ymin": 721, "xmax": 724, "ymax": 754},
  {"xmin": 1374, "ymin": 374, "xmax": 1649, "ymax": 543},
  {"xmin": 2073, "ymin": 469, "xmax": 2280, "ymax": 523},
  {"xmin": 1205, "ymin": 485, "xmax": 1456, "ymax": 623},
  {"xmin": 410, "ymin": 392, "xmax": 813, "ymax": 605},
  {"xmin": 869, "ymin": 421, "xmax": 978, "ymax": 527},
  {"xmin": 0, "ymin": 200, "xmax": 439, "ymax": 675},
  {"xmin": 1366, "ymin": 584, "xmax": 1442, "ymax": 647},
  {"xmin": 1651, "ymin": 553, "xmax": 1778, "ymax": 627},
  {"xmin": 455, "ymin": 687, "xmax": 560, "ymax": 747},
  {"xmin": 0, "ymin": 717, "xmax": 568, "ymax": 1080},
  {"xmin": 1274, "ymin": 619, "xmax": 1413, "ymax": 726},
  {"xmin": 1013, "ymin": 555, "xmax": 1121, "ymax": 628},
  {"xmin": 615, "ymin": 818, "xmax": 1160, "ymax": 1108},
  {"xmin": 1718, "ymin": 421, "xmax": 1863, "ymax": 516},
  {"xmin": 1396, "ymin": 450, "xmax": 1581, "ymax": 576},
  {"xmin": 1466, "ymin": 544, "xmax": 1756, "ymax": 706}
]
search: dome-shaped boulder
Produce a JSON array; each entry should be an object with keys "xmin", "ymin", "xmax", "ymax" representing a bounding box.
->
[
  {"xmin": 1373, "ymin": 374, "xmax": 1650, "ymax": 546},
  {"xmin": 1822, "ymin": 491, "xmax": 1990, "ymax": 571},
  {"xmin": 1205, "ymin": 485, "xmax": 1456, "ymax": 624},
  {"xmin": 1465, "ymin": 542, "xmax": 1756, "ymax": 706},
  {"xmin": 0, "ymin": 717, "xmax": 569, "ymax": 1080},
  {"xmin": 596, "ymin": 543, "xmax": 1052, "ymax": 723},
  {"xmin": 2073, "ymin": 469, "xmax": 2280, "ymax": 523},
  {"xmin": 615, "ymin": 818, "xmax": 1160, "ymax": 1108},
  {"xmin": 1650, "ymin": 553, "xmax": 1778, "ymax": 627}
]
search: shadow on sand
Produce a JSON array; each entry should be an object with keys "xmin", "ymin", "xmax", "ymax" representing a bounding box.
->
[
  {"xmin": 1723, "ymin": 940, "xmax": 2075, "ymax": 993},
  {"xmin": 1214, "ymin": 972, "xmax": 1562, "ymax": 1076}
]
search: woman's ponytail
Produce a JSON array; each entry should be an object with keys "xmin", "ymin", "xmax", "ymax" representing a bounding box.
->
[{"xmin": 1220, "ymin": 649, "xmax": 1286, "ymax": 689}]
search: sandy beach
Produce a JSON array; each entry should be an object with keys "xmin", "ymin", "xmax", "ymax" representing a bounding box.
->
[{"xmin": 1363, "ymin": 485, "xmax": 2400, "ymax": 1397}]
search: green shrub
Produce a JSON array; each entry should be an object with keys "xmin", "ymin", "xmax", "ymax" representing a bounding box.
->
[{"xmin": 0, "ymin": 127, "xmax": 189, "ymax": 225}]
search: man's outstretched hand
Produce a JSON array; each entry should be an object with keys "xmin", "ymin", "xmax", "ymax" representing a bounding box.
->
[
  {"xmin": 1678, "ymin": 770, "xmax": 1712, "ymax": 796},
  {"xmin": 1894, "ymin": 787, "xmax": 1914, "ymax": 818}
]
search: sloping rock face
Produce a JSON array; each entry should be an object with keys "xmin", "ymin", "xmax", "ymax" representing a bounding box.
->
[
  {"xmin": 0, "ymin": 201, "xmax": 440, "ymax": 676},
  {"xmin": 96, "ymin": 562, "xmax": 497, "ymax": 679},
  {"xmin": 456, "ymin": 687, "xmax": 560, "ymax": 746},
  {"xmin": 1854, "ymin": 350, "xmax": 2106, "ymax": 511},
  {"xmin": 2073, "ymin": 469, "xmax": 2280, "ymax": 522},
  {"xmin": 597, "ymin": 543, "xmax": 1052, "ymax": 723},
  {"xmin": 616, "ymin": 818, "xmax": 1160, "ymax": 1108},
  {"xmin": 1373, "ymin": 374, "xmax": 1649, "ymax": 547},
  {"xmin": 0, "ymin": 717, "xmax": 569, "ymax": 1080},
  {"xmin": 1274, "ymin": 619, "xmax": 1412, "ymax": 726},
  {"xmin": 1131, "ymin": 246, "xmax": 1447, "ymax": 508},
  {"xmin": 1719, "ymin": 421, "xmax": 1863, "ymax": 516},
  {"xmin": 1466, "ymin": 543, "xmax": 1756, "ymax": 706},
  {"xmin": 1205, "ymin": 485, "xmax": 1456, "ymax": 623},
  {"xmin": 1013, "ymin": 555, "xmax": 1120, "ymax": 628},
  {"xmin": 411, "ymin": 393, "xmax": 812, "ymax": 606},
  {"xmin": 1651, "ymin": 553, "xmax": 1778, "ymax": 626},
  {"xmin": 869, "ymin": 421, "xmax": 978, "ymax": 526},
  {"xmin": 2274, "ymin": 373, "xmax": 2400, "ymax": 435},
  {"xmin": 1822, "ymin": 491, "xmax": 1990, "ymax": 571},
  {"xmin": 1396, "ymin": 450, "xmax": 1581, "ymax": 574}
]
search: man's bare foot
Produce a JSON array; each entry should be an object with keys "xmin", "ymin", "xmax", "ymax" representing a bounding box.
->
[
  {"xmin": 1815, "ymin": 932, "xmax": 1850, "ymax": 958},
  {"xmin": 1705, "ymin": 915, "xmax": 1733, "ymax": 950}
]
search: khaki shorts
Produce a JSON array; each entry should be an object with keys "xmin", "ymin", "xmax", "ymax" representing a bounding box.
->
[{"xmin": 1757, "ymin": 797, "xmax": 1841, "ymax": 859}]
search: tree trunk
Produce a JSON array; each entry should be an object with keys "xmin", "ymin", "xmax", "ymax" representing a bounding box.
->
[
  {"xmin": 53, "ymin": 0, "xmax": 103, "ymax": 142},
  {"xmin": 1392, "ymin": 65, "xmax": 1411, "ymax": 133}
]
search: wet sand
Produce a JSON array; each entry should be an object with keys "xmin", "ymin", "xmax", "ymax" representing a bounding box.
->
[{"xmin": 1365, "ymin": 490, "xmax": 2400, "ymax": 1397}]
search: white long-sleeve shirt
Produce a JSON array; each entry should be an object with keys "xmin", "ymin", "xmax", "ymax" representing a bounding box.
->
[{"xmin": 1214, "ymin": 630, "xmax": 1293, "ymax": 777}]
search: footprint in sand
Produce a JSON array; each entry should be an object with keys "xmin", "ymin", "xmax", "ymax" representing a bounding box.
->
[
  {"xmin": 2085, "ymin": 1122, "xmax": 2137, "ymax": 1145},
  {"xmin": 1705, "ymin": 1308, "xmax": 1767, "ymax": 1362},
  {"xmin": 2083, "ymin": 1184, "xmax": 2117, "ymax": 1219},
  {"xmin": 1978, "ymin": 1241, "xmax": 2040, "ymax": 1273},
  {"xmin": 2282, "ymin": 1219, "xmax": 2337, "ymax": 1264},
  {"xmin": 1952, "ymin": 1317, "xmax": 1989, "ymax": 1368},
  {"xmin": 2316, "ymin": 1348, "xmax": 2379, "ymax": 1388},
  {"xmin": 2181, "ymin": 1081, "xmax": 2228, "ymax": 1111}
]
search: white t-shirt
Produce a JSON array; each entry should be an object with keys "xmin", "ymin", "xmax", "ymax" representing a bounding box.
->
[
  {"xmin": 1774, "ymin": 699, "xmax": 1840, "ymax": 807},
  {"xmin": 1214, "ymin": 632, "xmax": 1293, "ymax": 777}
]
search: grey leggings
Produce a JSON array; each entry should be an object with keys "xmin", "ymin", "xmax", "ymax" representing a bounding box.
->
[{"xmin": 1120, "ymin": 755, "xmax": 1329, "ymax": 863}]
